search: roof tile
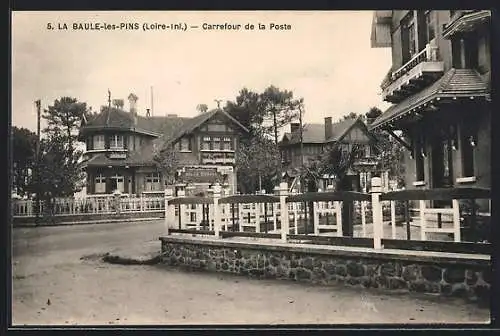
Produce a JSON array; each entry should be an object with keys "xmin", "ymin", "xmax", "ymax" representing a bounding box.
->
[{"xmin": 371, "ymin": 68, "xmax": 489, "ymax": 129}]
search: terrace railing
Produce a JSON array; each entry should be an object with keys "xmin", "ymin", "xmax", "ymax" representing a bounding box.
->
[{"xmin": 165, "ymin": 179, "xmax": 491, "ymax": 255}]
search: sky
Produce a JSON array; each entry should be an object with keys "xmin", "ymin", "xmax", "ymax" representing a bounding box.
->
[{"xmin": 11, "ymin": 11, "xmax": 392, "ymax": 132}]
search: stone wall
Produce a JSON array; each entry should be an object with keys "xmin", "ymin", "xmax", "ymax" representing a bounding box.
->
[{"xmin": 160, "ymin": 237, "xmax": 491, "ymax": 305}]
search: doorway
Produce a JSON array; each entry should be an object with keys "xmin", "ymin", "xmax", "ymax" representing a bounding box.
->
[{"xmin": 430, "ymin": 130, "xmax": 454, "ymax": 207}]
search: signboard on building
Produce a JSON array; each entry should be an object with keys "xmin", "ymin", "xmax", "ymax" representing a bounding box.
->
[
  {"xmin": 108, "ymin": 152, "xmax": 127, "ymax": 159},
  {"xmin": 180, "ymin": 167, "xmax": 221, "ymax": 183}
]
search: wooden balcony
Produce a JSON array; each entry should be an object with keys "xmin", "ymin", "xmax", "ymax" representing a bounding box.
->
[{"xmin": 381, "ymin": 43, "xmax": 444, "ymax": 103}]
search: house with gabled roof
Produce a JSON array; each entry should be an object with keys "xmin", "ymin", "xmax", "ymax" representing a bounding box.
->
[
  {"xmin": 370, "ymin": 10, "xmax": 490, "ymax": 211},
  {"xmin": 279, "ymin": 116, "xmax": 385, "ymax": 192},
  {"xmin": 79, "ymin": 93, "xmax": 249, "ymax": 196}
]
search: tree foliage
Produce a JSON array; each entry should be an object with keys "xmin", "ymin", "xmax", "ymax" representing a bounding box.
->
[
  {"xmin": 38, "ymin": 97, "xmax": 88, "ymax": 201},
  {"xmin": 12, "ymin": 126, "xmax": 37, "ymax": 197},
  {"xmin": 152, "ymin": 143, "xmax": 180, "ymax": 185},
  {"xmin": 235, "ymin": 133, "xmax": 281, "ymax": 193},
  {"xmin": 225, "ymin": 86, "xmax": 303, "ymax": 143},
  {"xmin": 304, "ymin": 143, "xmax": 364, "ymax": 191},
  {"xmin": 225, "ymin": 86, "xmax": 303, "ymax": 192},
  {"xmin": 38, "ymin": 135, "xmax": 86, "ymax": 200},
  {"xmin": 196, "ymin": 104, "xmax": 209, "ymax": 114},
  {"xmin": 365, "ymin": 106, "xmax": 406, "ymax": 187}
]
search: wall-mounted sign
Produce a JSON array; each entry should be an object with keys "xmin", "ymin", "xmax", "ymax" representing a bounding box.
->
[
  {"xmin": 180, "ymin": 167, "xmax": 220, "ymax": 183},
  {"xmin": 108, "ymin": 152, "xmax": 127, "ymax": 159}
]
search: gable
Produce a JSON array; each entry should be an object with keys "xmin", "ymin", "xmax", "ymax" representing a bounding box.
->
[
  {"xmin": 196, "ymin": 111, "xmax": 245, "ymax": 134},
  {"xmin": 340, "ymin": 123, "xmax": 372, "ymax": 143}
]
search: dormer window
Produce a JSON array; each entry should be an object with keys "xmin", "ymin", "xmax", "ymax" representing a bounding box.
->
[
  {"xmin": 110, "ymin": 135, "xmax": 124, "ymax": 149},
  {"xmin": 179, "ymin": 137, "xmax": 192, "ymax": 151},
  {"xmin": 93, "ymin": 135, "xmax": 105, "ymax": 150}
]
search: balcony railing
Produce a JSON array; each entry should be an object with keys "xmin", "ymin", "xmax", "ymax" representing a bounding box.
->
[
  {"xmin": 391, "ymin": 43, "xmax": 438, "ymax": 85},
  {"xmin": 382, "ymin": 43, "xmax": 443, "ymax": 103}
]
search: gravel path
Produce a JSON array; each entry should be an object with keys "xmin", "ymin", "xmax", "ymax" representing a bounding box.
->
[{"xmin": 12, "ymin": 220, "xmax": 490, "ymax": 325}]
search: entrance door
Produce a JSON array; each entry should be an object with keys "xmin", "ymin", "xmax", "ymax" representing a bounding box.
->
[{"xmin": 431, "ymin": 131, "xmax": 454, "ymax": 206}]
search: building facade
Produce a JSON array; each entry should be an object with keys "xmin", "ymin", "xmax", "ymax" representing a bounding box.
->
[
  {"xmin": 279, "ymin": 117, "xmax": 385, "ymax": 192},
  {"xmin": 79, "ymin": 94, "xmax": 249, "ymax": 196},
  {"xmin": 370, "ymin": 10, "xmax": 491, "ymax": 209}
]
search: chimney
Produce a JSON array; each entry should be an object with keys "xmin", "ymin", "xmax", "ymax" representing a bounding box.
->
[
  {"xmin": 324, "ymin": 117, "xmax": 333, "ymax": 140},
  {"xmin": 128, "ymin": 93, "xmax": 138, "ymax": 115},
  {"xmin": 290, "ymin": 123, "xmax": 300, "ymax": 133}
]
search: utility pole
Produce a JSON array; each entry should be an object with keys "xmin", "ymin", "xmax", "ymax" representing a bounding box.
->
[
  {"xmin": 108, "ymin": 89, "xmax": 111, "ymax": 108},
  {"xmin": 298, "ymin": 103, "xmax": 304, "ymax": 193},
  {"xmin": 150, "ymin": 86, "xmax": 154, "ymax": 116},
  {"xmin": 34, "ymin": 99, "xmax": 41, "ymax": 224}
]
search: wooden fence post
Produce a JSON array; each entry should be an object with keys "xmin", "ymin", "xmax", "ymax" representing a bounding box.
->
[
  {"xmin": 370, "ymin": 177, "xmax": 383, "ymax": 249},
  {"xmin": 452, "ymin": 199, "xmax": 461, "ymax": 242},
  {"xmin": 419, "ymin": 200, "xmax": 427, "ymax": 241},
  {"xmin": 164, "ymin": 188, "xmax": 174, "ymax": 235},
  {"xmin": 177, "ymin": 190, "xmax": 186, "ymax": 229},
  {"xmin": 255, "ymin": 197, "xmax": 261, "ymax": 233},
  {"xmin": 390, "ymin": 200, "xmax": 397, "ymax": 239},
  {"xmin": 361, "ymin": 201, "xmax": 367, "ymax": 238},
  {"xmin": 278, "ymin": 182, "xmax": 289, "ymax": 242},
  {"xmin": 212, "ymin": 184, "xmax": 222, "ymax": 238},
  {"xmin": 313, "ymin": 201, "xmax": 320, "ymax": 235}
]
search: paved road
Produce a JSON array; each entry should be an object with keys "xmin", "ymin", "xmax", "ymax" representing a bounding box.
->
[{"xmin": 12, "ymin": 220, "xmax": 490, "ymax": 325}]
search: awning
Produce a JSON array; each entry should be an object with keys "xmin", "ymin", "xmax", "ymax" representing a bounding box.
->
[
  {"xmin": 442, "ymin": 10, "xmax": 491, "ymax": 39},
  {"xmin": 370, "ymin": 68, "xmax": 490, "ymax": 130}
]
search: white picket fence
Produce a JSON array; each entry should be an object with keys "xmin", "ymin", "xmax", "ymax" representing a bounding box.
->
[
  {"xmin": 164, "ymin": 179, "xmax": 491, "ymax": 247},
  {"xmin": 12, "ymin": 194, "xmax": 164, "ymax": 217}
]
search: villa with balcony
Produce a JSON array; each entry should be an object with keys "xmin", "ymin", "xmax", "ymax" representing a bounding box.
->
[
  {"xmin": 370, "ymin": 10, "xmax": 491, "ymax": 211},
  {"xmin": 279, "ymin": 117, "xmax": 386, "ymax": 193},
  {"xmin": 79, "ymin": 94, "xmax": 249, "ymax": 196}
]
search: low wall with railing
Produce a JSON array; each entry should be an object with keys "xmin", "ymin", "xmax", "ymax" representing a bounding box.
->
[
  {"xmin": 160, "ymin": 235, "xmax": 490, "ymax": 304},
  {"xmin": 159, "ymin": 178, "xmax": 491, "ymax": 303}
]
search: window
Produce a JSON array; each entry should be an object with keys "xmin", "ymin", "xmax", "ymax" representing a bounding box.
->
[
  {"xmin": 110, "ymin": 135, "xmax": 124, "ymax": 149},
  {"xmin": 94, "ymin": 135, "xmax": 105, "ymax": 150},
  {"xmin": 424, "ymin": 11, "xmax": 435, "ymax": 44},
  {"xmin": 460, "ymin": 121, "xmax": 476, "ymax": 177},
  {"xmin": 145, "ymin": 172, "xmax": 162, "ymax": 191},
  {"xmin": 401, "ymin": 11, "xmax": 417, "ymax": 64},
  {"xmin": 213, "ymin": 137, "xmax": 221, "ymax": 151},
  {"xmin": 110, "ymin": 174, "xmax": 124, "ymax": 193},
  {"xmin": 364, "ymin": 145, "xmax": 371, "ymax": 157},
  {"xmin": 130, "ymin": 136, "xmax": 135, "ymax": 151},
  {"xmin": 95, "ymin": 174, "xmax": 106, "ymax": 193},
  {"xmin": 223, "ymin": 137, "xmax": 233, "ymax": 150},
  {"xmin": 179, "ymin": 137, "xmax": 192, "ymax": 151},
  {"xmin": 201, "ymin": 136, "xmax": 211, "ymax": 150}
]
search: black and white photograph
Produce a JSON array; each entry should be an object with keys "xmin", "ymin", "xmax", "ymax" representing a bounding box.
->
[{"xmin": 10, "ymin": 10, "xmax": 492, "ymax": 326}]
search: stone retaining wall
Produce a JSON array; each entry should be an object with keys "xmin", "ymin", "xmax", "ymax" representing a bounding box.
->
[{"xmin": 160, "ymin": 236, "xmax": 490, "ymax": 305}]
